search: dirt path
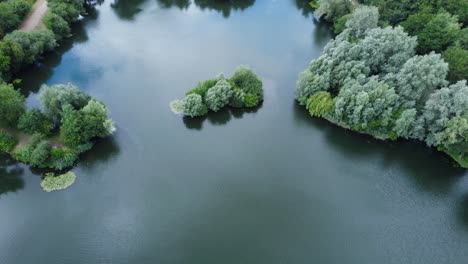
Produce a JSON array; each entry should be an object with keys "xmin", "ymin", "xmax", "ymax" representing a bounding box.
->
[{"xmin": 20, "ymin": 0, "xmax": 48, "ymax": 31}]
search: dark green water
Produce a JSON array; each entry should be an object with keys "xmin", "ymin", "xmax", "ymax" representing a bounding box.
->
[{"xmin": 1, "ymin": 1, "xmax": 468, "ymax": 263}]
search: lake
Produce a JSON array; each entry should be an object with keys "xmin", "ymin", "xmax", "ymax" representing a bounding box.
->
[{"xmin": 1, "ymin": 1, "xmax": 468, "ymax": 263}]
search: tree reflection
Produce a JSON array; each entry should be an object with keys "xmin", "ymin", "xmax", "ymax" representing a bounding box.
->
[
  {"xmin": 0, "ymin": 154, "xmax": 24, "ymax": 196},
  {"xmin": 294, "ymin": 0, "xmax": 315, "ymax": 17},
  {"xmin": 194, "ymin": 0, "xmax": 255, "ymax": 18},
  {"xmin": 182, "ymin": 104, "xmax": 261, "ymax": 130},
  {"xmin": 156, "ymin": 0, "xmax": 190, "ymax": 9},
  {"xmin": 111, "ymin": 0, "xmax": 147, "ymax": 20}
]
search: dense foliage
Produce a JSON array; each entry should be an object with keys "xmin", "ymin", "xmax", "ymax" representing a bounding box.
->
[
  {"xmin": 0, "ymin": 82, "xmax": 115, "ymax": 170},
  {"xmin": 171, "ymin": 66, "xmax": 263, "ymax": 117},
  {"xmin": 0, "ymin": 0, "xmax": 32, "ymax": 39},
  {"xmin": 315, "ymin": 0, "xmax": 468, "ymax": 82},
  {"xmin": 298, "ymin": 6, "xmax": 468, "ymax": 167},
  {"xmin": 41, "ymin": 171, "xmax": 76, "ymax": 192},
  {"xmin": 0, "ymin": 0, "xmax": 86, "ymax": 81}
]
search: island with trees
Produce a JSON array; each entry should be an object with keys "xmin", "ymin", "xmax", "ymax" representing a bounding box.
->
[
  {"xmin": 0, "ymin": 83, "xmax": 115, "ymax": 171},
  {"xmin": 171, "ymin": 66, "xmax": 263, "ymax": 117},
  {"xmin": 297, "ymin": 2, "xmax": 468, "ymax": 168}
]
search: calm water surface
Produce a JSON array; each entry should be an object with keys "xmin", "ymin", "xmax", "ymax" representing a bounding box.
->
[{"xmin": 1, "ymin": 1, "xmax": 468, "ymax": 263}]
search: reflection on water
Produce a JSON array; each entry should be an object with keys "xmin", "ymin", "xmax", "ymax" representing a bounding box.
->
[
  {"xmin": 156, "ymin": 0, "xmax": 190, "ymax": 9},
  {"xmin": 78, "ymin": 137, "xmax": 121, "ymax": 171},
  {"xmin": 111, "ymin": 0, "xmax": 147, "ymax": 20},
  {"xmin": 194, "ymin": 0, "xmax": 255, "ymax": 17},
  {"xmin": 16, "ymin": 10, "xmax": 97, "ymax": 97},
  {"xmin": 182, "ymin": 105, "xmax": 261, "ymax": 130},
  {"xmin": 293, "ymin": 102, "xmax": 465, "ymax": 193},
  {"xmin": 294, "ymin": 0, "xmax": 315, "ymax": 17},
  {"xmin": 0, "ymin": 154, "xmax": 24, "ymax": 196}
]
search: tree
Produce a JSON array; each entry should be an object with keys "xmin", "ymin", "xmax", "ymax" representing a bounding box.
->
[
  {"xmin": 0, "ymin": 82, "xmax": 25, "ymax": 125},
  {"xmin": 345, "ymin": 5, "xmax": 379, "ymax": 38},
  {"xmin": 400, "ymin": 8, "xmax": 434, "ymax": 36},
  {"xmin": 230, "ymin": 66, "xmax": 263, "ymax": 101},
  {"xmin": 60, "ymin": 104, "xmax": 84, "ymax": 146},
  {"xmin": 229, "ymin": 89, "xmax": 245, "ymax": 108},
  {"xmin": 30, "ymin": 141, "xmax": 51, "ymax": 167},
  {"xmin": 81, "ymin": 99, "xmax": 115, "ymax": 141},
  {"xmin": 423, "ymin": 81, "xmax": 468, "ymax": 146},
  {"xmin": 39, "ymin": 84, "xmax": 91, "ymax": 126},
  {"xmin": 306, "ymin": 91, "xmax": 334, "ymax": 117},
  {"xmin": 182, "ymin": 94, "xmax": 208, "ymax": 117},
  {"xmin": 17, "ymin": 109, "xmax": 51, "ymax": 134},
  {"xmin": 417, "ymin": 11, "xmax": 460, "ymax": 54},
  {"xmin": 334, "ymin": 77, "xmax": 399, "ymax": 132},
  {"xmin": 393, "ymin": 108, "xmax": 425, "ymax": 140},
  {"xmin": 205, "ymin": 79, "xmax": 233, "ymax": 112},
  {"xmin": 387, "ymin": 53, "xmax": 448, "ymax": 108},
  {"xmin": 43, "ymin": 12, "xmax": 71, "ymax": 40},
  {"xmin": 442, "ymin": 46, "xmax": 468, "ymax": 83},
  {"xmin": 315, "ymin": 0, "xmax": 353, "ymax": 23}
]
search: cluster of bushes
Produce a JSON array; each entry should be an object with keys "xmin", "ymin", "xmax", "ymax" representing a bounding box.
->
[
  {"xmin": 41, "ymin": 171, "xmax": 76, "ymax": 192},
  {"xmin": 0, "ymin": 0, "xmax": 33, "ymax": 38},
  {"xmin": 314, "ymin": 0, "xmax": 467, "ymax": 83},
  {"xmin": 0, "ymin": 0, "xmax": 86, "ymax": 81},
  {"xmin": 171, "ymin": 66, "xmax": 263, "ymax": 117},
  {"xmin": 297, "ymin": 6, "xmax": 468, "ymax": 167},
  {"xmin": 0, "ymin": 82, "xmax": 115, "ymax": 170}
]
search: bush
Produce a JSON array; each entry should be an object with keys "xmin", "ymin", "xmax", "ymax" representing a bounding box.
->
[
  {"xmin": 306, "ymin": 91, "xmax": 334, "ymax": 117},
  {"xmin": 41, "ymin": 171, "xmax": 76, "ymax": 192},
  {"xmin": 0, "ymin": 130, "xmax": 18, "ymax": 152},
  {"xmin": 17, "ymin": 109, "xmax": 51, "ymax": 134},
  {"xmin": 205, "ymin": 79, "xmax": 233, "ymax": 112}
]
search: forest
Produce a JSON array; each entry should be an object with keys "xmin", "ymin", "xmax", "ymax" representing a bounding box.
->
[{"xmin": 297, "ymin": 0, "xmax": 468, "ymax": 167}]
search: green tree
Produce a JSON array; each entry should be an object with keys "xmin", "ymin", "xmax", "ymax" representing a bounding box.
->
[
  {"xmin": 442, "ymin": 46, "xmax": 468, "ymax": 83},
  {"xmin": 230, "ymin": 66, "xmax": 263, "ymax": 101},
  {"xmin": 306, "ymin": 91, "xmax": 334, "ymax": 117},
  {"xmin": 17, "ymin": 109, "xmax": 51, "ymax": 134},
  {"xmin": 0, "ymin": 82, "xmax": 25, "ymax": 126},
  {"xmin": 417, "ymin": 11, "xmax": 460, "ymax": 54},
  {"xmin": 205, "ymin": 79, "xmax": 233, "ymax": 112},
  {"xmin": 81, "ymin": 99, "xmax": 115, "ymax": 141},
  {"xmin": 182, "ymin": 94, "xmax": 208, "ymax": 117},
  {"xmin": 60, "ymin": 104, "xmax": 84, "ymax": 146},
  {"xmin": 30, "ymin": 141, "xmax": 51, "ymax": 167},
  {"xmin": 39, "ymin": 84, "xmax": 91, "ymax": 126}
]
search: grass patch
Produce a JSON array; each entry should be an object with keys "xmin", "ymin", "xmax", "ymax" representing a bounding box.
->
[{"xmin": 41, "ymin": 171, "xmax": 76, "ymax": 192}]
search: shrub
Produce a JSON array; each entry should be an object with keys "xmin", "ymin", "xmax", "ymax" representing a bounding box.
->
[
  {"xmin": 306, "ymin": 91, "xmax": 334, "ymax": 117},
  {"xmin": 41, "ymin": 171, "xmax": 76, "ymax": 192},
  {"xmin": 0, "ymin": 130, "xmax": 18, "ymax": 152},
  {"xmin": 17, "ymin": 109, "xmax": 51, "ymax": 134},
  {"xmin": 205, "ymin": 79, "xmax": 233, "ymax": 112}
]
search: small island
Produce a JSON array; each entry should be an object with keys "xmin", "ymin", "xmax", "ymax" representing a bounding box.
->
[
  {"xmin": 0, "ymin": 82, "xmax": 115, "ymax": 170},
  {"xmin": 170, "ymin": 66, "xmax": 263, "ymax": 117},
  {"xmin": 41, "ymin": 171, "xmax": 76, "ymax": 192},
  {"xmin": 297, "ymin": 4, "xmax": 468, "ymax": 168}
]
